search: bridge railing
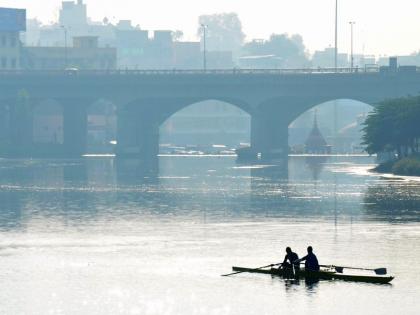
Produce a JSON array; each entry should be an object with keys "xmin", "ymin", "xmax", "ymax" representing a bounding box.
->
[{"xmin": 0, "ymin": 66, "xmax": 418, "ymax": 76}]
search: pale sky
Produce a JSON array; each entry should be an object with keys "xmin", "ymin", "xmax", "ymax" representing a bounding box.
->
[{"xmin": 2, "ymin": 0, "xmax": 419, "ymax": 56}]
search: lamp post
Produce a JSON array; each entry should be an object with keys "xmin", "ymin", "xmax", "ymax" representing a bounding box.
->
[
  {"xmin": 333, "ymin": 0, "xmax": 338, "ymax": 153},
  {"xmin": 349, "ymin": 21, "xmax": 356, "ymax": 71},
  {"xmin": 334, "ymin": 0, "xmax": 338, "ymax": 72},
  {"xmin": 60, "ymin": 25, "xmax": 68, "ymax": 69},
  {"xmin": 201, "ymin": 24, "xmax": 207, "ymax": 71}
]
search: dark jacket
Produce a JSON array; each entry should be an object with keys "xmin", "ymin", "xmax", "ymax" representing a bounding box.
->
[
  {"xmin": 301, "ymin": 252, "xmax": 320, "ymax": 271},
  {"xmin": 283, "ymin": 252, "xmax": 299, "ymax": 267}
]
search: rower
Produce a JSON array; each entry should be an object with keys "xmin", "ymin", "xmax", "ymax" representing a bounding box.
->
[
  {"xmin": 281, "ymin": 247, "xmax": 300, "ymax": 272},
  {"xmin": 295, "ymin": 246, "xmax": 320, "ymax": 272}
]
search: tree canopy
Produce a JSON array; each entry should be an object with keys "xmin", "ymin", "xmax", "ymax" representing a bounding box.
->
[
  {"xmin": 242, "ymin": 34, "xmax": 310, "ymax": 68},
  {"xmin": 197, "ymin": 13, "xmax": 245, "ymax": 55},
  {"xmin": 362, "ymin": 96, "xmax": 420, "ymax": 158}
]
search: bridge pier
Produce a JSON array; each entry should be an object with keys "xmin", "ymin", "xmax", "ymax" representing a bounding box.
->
[
  {"xmin": 115, "ymin": 105, "xmax": 159, "ymax": 160},
  {"xmin": 252, "ymin": 110, "xmax": 289, "ymax": 161},
  {"xmin": 238, "ymin": 109, "xmax": 289, "ymax": 162},
  {"xmin": 7, "ymin": 98, "xmax": 34, "ymax": 157},
  {"xmin": 0, "ymin": 103, "xmax": 10, "ymax": 150},
  {"xmin": 62, "ymin": 99, "xmax": 88, "ymax": 158}
]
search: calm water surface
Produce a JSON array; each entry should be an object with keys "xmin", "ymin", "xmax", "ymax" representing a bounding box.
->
[{"xmin": 0, "ymin": 156, "xmax": 419, "ymax": 315}]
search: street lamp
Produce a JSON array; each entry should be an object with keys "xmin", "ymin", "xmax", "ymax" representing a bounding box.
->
[
  {"xmin": 60, "ymin": 25, "xmax": 68, "ymax": 69},
  {"xmin": 333, "ymin": 0, "xmax": 338, "ymax": 153},
  {"xmin": 201, "ymin": 24, "xmax": 207, "ymax": 71},
  {"xmin": 349, "ymin": 21, "xmax": 356, "ymax": 71},
  {"xmin": 334, "ymin": 0, "xmax": 338, "ymax": 72}
]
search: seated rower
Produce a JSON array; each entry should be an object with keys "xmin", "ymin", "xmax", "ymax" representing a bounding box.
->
[
  {"xmin": 295, "ymin": 246, "xmax": 320, "ymax": 272},
  {"xmin": 281, "ymin": 247, "xmax": 300, "ymax": 272}
]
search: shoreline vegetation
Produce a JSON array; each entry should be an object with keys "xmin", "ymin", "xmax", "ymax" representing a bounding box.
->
[
  {"xmin": 374, "ymin": 156, "xmax": 420, "ymax": 176},
  {"xmin": 362, "ymin": 95, "xmax": 420, "ymax": 177}
]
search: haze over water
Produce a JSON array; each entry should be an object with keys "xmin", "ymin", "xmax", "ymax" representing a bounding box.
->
[{"xmin": 0, "ymin": 156, "xmax": 419, "ymax": 314}]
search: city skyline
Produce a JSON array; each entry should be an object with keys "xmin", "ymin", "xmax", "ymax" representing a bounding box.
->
[{"xmin": 2, "ymin": 0, "xmax": 420, "ymax": 56}]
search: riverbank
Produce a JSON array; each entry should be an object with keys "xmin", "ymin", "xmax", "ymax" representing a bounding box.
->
[{"xmin": 374, "ymin": 157, "xmax": 420, "ymax": 176}]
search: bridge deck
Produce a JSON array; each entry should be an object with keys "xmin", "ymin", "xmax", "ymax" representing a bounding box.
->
[{"xmin": 0, "ymin": 67, "xmax": 399, "ymax": 76}]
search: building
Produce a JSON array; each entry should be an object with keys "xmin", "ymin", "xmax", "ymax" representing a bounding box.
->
[
  {"xmin": 150, "ymin": 30, "xmax": 173, "ymax": 69},
  {"xmin": 239, "ymin": 55, "xmax": 281, "ymax": 69},
  {"xmin": 115, "ymin": 21, "xmax": 149, "ymax": 68},
  {"xmin": 207, "ymin": 51, "xmax": 233, "ymax": 68},
  {"xmin": 22, "ymin": 36, "xmax": 116, "ymax": 70},
  {"xmin": 21, "ymin": 1, "xmax": 233, "ymax": 70},
  {"xmin": 312, "ymin": 47, "xmax": 348, "ymax": 68},
  {"xmin": 173, "ymin": 42, "xmax": 201, "ymax": 69},
  {"xmin": 24, "ymin": 18, "xmax": 42, "ymax": 46},
  {"xmin": 59, "ymin": 0, "xmax": 87, "ymax": 30},
  {"xmin": 305, "ymin": 111, "xmax": 332, "ymax": 154},
  {"xmin": 31, "ymin": 0, "xmax": 90, "ymax": 48},
  {"xmin": 378, "ymin": 54, "xmax": 420, "ymax": 67},
  {"xmin": 0, "ymin": 7, "xmax": 26, "ymax": 70}
]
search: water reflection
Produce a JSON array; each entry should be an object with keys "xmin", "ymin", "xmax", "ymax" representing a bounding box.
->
[
  {"xmin": 0, "ymin": 190, "xmax": 24, "ymax": 230},
  {"xmin": 115, "ymin": 158, "xmax": 159, "ymax": 185},
  {"xmin": 0, "ymin": 155, "xmax": 420, "ymax": 233},
  {"xmin": 63, "ymin": 161, "xmax": 87, "ymax": 182},
  {"xmin": 363, "ymin": 182, "xmax": 420, "ymax": 222},
  {"xmin": 283, "ymin": 277, "xmax": 319, "ymax": 296},
  {"xmin": 1, "ymin": 156, "xmax": 419, "ymax": 315},
  {"xmin": 250, "ymin": 163, "xmax": 288, "ymax": 182},
  {"xmin": 305, "ymin": 156, "xmax": 328, "ymax": 181}
]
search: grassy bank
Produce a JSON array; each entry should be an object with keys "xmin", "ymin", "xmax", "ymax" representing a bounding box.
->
[{"xmin": 374, "ymin": 156, "xmax": 420, "ymax": 176}]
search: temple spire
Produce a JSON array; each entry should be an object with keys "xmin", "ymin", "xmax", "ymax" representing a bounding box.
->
[{"xmin": 305, "ymin": 109, "xmax": 331, "ymax": 154}]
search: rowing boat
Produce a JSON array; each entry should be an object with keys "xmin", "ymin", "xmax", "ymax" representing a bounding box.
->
[{"xmin": 231, "ymin": 266, "xmax": 394, "ymax": 284}]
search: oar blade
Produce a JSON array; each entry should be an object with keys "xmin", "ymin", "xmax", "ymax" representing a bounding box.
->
[
  {"xmin": 334, "ymin": 266, "xmax": 344, "ymax": 273},
  {"xmin": 374, "ymin": 268, "xmax": 387, "ymax": 275}
]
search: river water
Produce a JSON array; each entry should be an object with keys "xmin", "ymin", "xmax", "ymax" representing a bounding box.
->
[{"xmin": 0, "ymin": 155, "xmax": 419, "ymax": 315}]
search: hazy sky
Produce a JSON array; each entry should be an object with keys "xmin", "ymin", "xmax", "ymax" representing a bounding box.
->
[{"xmin": 2, "ymin": 0, "xmax": 419, "ymax": 56}]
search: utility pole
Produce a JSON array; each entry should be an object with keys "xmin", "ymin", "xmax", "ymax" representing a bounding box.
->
[
  {"xmin": 60, "ymin": 25, "xmax": 68, "ymax": 69},
  {"xmin": 334, "ymin": 0, "xmax": 338, "ymax": 153},
  {"xmin": 334, "ymin": 0, "xmax": 338, "ymax": 72},
  {"xmin": 349, "ymin": 22, "xmax": 356, "ymax": 71},
  {"xmin": 201, "ymin": 24, "xmax": 207, "ymax": 71}
]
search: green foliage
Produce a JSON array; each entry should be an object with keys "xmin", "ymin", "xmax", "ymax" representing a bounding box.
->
[
  {"xmin": 392, "ymin": 157, "xmax": 420, "ymax": 176},
  {"xmin": 362, "ymin": 96, "xmax": 420, "ymax": 158},
  {"xmin": 373, "ymin": 160, "xmax": 394, "ymax": 173}
]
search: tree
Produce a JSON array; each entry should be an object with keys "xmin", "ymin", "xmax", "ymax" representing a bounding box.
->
[
  {"xmin": 362, "ymin": 96, "xmax": 420, "ymax": 158},
  {"xmin": 171, "ymin": 30, "xmax": 184, "ymax": 42},
  {"xmin": 242, "ymin": 33, "xmax": 310, "ymax": 68},
  {"xmin": 197, "ymin": 13, "xmax": 245, "ymax": 56}
]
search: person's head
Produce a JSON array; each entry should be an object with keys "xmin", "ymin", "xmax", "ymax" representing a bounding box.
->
[
  {"xmin": 307, "ymin": 246, "xmax": 313, "ymax": 253},
  {"xmin": 286, "ymin": 247, "xmax": 292, "ymax": 254}
]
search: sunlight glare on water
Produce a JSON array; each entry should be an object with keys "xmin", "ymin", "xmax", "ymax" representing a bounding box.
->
[{"xmin": 0, "ymin": 156, "xmax": 419, "ymax": 314}]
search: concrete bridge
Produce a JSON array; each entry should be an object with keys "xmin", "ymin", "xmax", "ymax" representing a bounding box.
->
[{"xmin": 0, "ymin": 68, "xmax": 419, "ymax": 160}]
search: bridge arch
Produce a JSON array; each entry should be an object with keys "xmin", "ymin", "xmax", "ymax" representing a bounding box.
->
[
  {"xmin": 115, "ymin": 98, "xmax": 252, "ymax": 158},
  {"xmin": 288, "ymin": 98, "xmax": 374, "ymax": 154},
  {"xmin": 32, "ymin": 99, "xmax": 64, "ymax": 145},
  {"xmin": 156, "ymin": 98, "xmax": 253, "ymax": 126},
  {"xmin": 159, "ymin": 99, "xmax": 251, "ymax": 152}
]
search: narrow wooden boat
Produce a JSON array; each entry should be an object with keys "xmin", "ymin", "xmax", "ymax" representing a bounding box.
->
[{"xmin": 232, "ymin": 266, "xmax": 394, "ymax": 284}]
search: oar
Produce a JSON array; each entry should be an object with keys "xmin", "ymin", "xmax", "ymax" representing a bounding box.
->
[
  {"xmin": 319, "ymin": 264, "xmax": 387, "ymax": 275},
  {"xmin": 221, "ymin": 263, "xmax": 281, "ymax": 277}
]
